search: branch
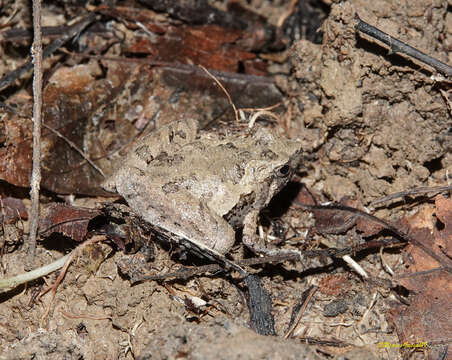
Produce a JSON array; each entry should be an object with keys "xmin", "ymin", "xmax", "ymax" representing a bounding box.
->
[
  {"xmin": 28, "ymin": 0, "xmax": 43, "ymax": 262},
  {"xmin": 354, "ymin": 13, "xmax": 452, "ymax": 78}
]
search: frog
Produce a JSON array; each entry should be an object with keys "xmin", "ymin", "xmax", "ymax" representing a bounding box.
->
[{"xmin": 102, "ymin": 118, "xmax": 302, "ymax": 261}]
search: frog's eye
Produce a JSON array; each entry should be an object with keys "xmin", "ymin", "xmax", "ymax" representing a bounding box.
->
[{"xmin": 276, "ymin": 165, "xmax": 291, "ymax": 178}]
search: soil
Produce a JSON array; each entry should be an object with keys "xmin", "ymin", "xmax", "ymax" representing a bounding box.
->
[{"xmin": 0, "ymin": 0, "xmax": 451, "ymax": 359}]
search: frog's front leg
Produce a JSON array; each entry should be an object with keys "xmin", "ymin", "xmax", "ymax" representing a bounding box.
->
[{"xmin": 242, "ymin": 210, "xmax": 301, "ymax": 259}]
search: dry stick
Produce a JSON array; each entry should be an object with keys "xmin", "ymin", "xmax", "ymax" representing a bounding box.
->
[
  {"xmin": 284, "ymin": 285, "xmax": 318, "ymax": 339},
  {"xmin": 200, "ymin": 66, "xmax": 282, "ymax": 129},
  {"xmin": 440, "ymin": 89, "xmax": 452, "ymax": 116},
  {"xmin": 28, "ymin": 0, "xmax": 43, "ymax": 261},
  {"xmin": 276, "ymin": 0, "xmax": 299, "ymax": 28},
  {"xmin": 0, "ymin": 234, "xmax": 106, "ymax": 291},
  {"xmin": 239, "ymin": 102, "xmax": 284, "ymax": 113},
  {"xmin": 134, "ymin": 238, "xmax": 399, "ymax": 283},
  {"xmin": 42, "ymin": 123, "xmax": 105, "ymax": 177},
  {"xmin": 0, "ymin": 13, "xmax": 96, "ymax": 91},
  {"xmin": 297, "ymin": 202, "xmax": 452, "ymax": 273},
  {"xmin": 39, "ymin": 235, "xmax": 106, "ymax": 326},
  {"xmin": 135, "ymin": 253, "xmax": 299, "ymax": 282},
  {"xmin": 369, "ymin": 185, "xmax": 452, "ymax": 208},
  {"xmin": 200, "ymin": 65, "xmax": 239, "ymax": 122},
  {"xmin": 0, "ymin": 253, "xmax": 70, "ymax": 290},
  {"xmin": 247, "ymin": 110, "xmax": 281, "ymax": 129},
  {"xmin": 354, "ymin": 13, "xmax": 452, "ymax": 78}
]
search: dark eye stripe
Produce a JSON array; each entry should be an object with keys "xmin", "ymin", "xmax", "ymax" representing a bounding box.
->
[{"xmin": 276, "ymin": 165, "xmax": 291, "ymax": 177}]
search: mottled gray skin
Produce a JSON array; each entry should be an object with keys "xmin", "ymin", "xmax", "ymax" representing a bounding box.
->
[{"xmin": 103, "ymin": 119, "xmax": 301, "ymax": 255}]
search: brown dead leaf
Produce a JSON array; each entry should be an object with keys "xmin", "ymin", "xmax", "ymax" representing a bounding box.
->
[
  {"xmin": 0, "ymin": 197, "xmax": 28, "ymax": 223},
  {"xmin": 318, "ymin": 274, "xmax": 351, "ymax": 296},
  {"xmin": 354, "ymin": 215, "xmax": 385, "ymax": 237},
  {"xmin": 125, "ymin": 24, "xmax": 258, "ymax": 74},
  {"xmin": 40, "ymin": 203, "xmax": 101, "ymax": 242},
  {"xmin": 0, "ymin": 100, "xmax": 33, "ymax": 187},
  {"xmin": 387, "ymin": 195, "xmax": 452, "ymax": 359},
  {"xmin": 434, "ymin": 195, "xmax": 452, "ymax": 259},
  {"xmin": 295, "ymin": 189, "xmax": 385, "ymax": 237},
  {"xmin": 96, "ymin": 5, "xmax": 266, "ymax": 75},
  {"xmin": 0, "ymin": 62, "xmax": 150, "ymax": 195},
  {"xmin": 40, "ymin": 63, "xmax": 129, "ymax": 195},
  {"xmin": 0, "ymin": 63, "xmax": 130, "ymax": 194},
  {"xmin": 294, "ymin": 185, "xmax": 318, "ymax": 206},
  {"xmin": 312, "ymin": 198, "xmax": 364, "ymax": 235}
]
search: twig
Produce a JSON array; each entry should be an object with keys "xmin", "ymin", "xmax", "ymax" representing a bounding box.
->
[
  {"xmin": 239, "ymin": 102, "xmax": 284, "ymax": 113},
  {"xmin": 0, "ymin": 7, "xmax": 19, "ymax": 28},
  {"xmin": 369, "ymin": 185, "xmax": 452, "ymax": 208},
  {"xmin": 134, "ymin": 237, "xmax": 403, "ymax": 283},
  {"xmin": 276, "ymin": 0, "xmax": 299, "ymax": 28},
  {"xmin": 284, "ymin": 285, "xmax": 318, "ymax": 339},
  {"xmin": 39, "ymin": 235, "xmax": 106, "ymax": 326},
  {"xmin": 0, "ymin": 235, "xmax": 106, "ymax": 293},
  {"xmin": 342, "ymin": 254, "xmax": 368, "ymax": 278},
  {"xmin": 134, "ymin": 253, "xmax": 300, "ymax": 282},
  {"xmin": 0, "ymin": 103, "xmax": 105, "ymax": 177},
  {"xmin": 354, "ymin": 13, "xmax": 452, "ymax": 78},
  {"xmin": 0, "ymin": 13, "xmax": 96, "ymax": 91},
  {"xmin": 42, "ymin": 123, "xmax": 105, "ymax": 177},
  {"xmin": 0, "ymin": 23, "xmax": 83, "ymax": 41},
  {"xmin": 247, "ymin": 110, "xmax": 280, "ymax": 129},
  {"xmin": 440, "ymin": 90, "xmax": 452, "ymax": 116},
  {"xmin": 200, "ymin": 65, "xmax": 239, "ymax": 122},
  {"xmin": 379, "ymin": 247, "xmax": 395, "ymax": 276},
  {"xmin": 0, "ymin": 253, "xmax": 71, "ymax": 291},
  {"xmin": 358, "ymin": 291, "xmax": 378, "ymax": 331},
  {"xmin": 28, "ymin": 0, "xmax": 43, "ymax": 262},
  {"xmin": 295, "ymin": 337, "xmax": 351, "ymax": 347},
  {"xmin": 296, "ymin": 202, "xmax": 452, "ymax": 273}
]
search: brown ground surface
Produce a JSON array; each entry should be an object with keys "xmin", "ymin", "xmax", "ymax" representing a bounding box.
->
[{"xmin": 0, "ymin": 0, "xmax": 451, "ymax": 359}]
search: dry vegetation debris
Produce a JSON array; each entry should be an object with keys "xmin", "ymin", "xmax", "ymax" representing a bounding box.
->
[{"xmin": 0, "ymin": 0, "xmax": 451, "ymax": 359}]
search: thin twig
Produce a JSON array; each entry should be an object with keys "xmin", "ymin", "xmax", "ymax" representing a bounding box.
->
[
  {"xmin": 440, "ymin": 90, "xmax": 452, "ymax": 116},
  {"xmin": 342, "ymin": 254, "xmax": 368, "ymax": 278},
  {"xmin": 200, "ymin": 65, "xmax": 239, "ymax": 122},
  {"xmin": 296, "ymin": 202, "xmax": 452, "ymax": 272},
  {"xmin": 276, "ymin": 0, "xmax": 299, "ymax": 28},
  {"xmin": 28, "ymin": 0, "xmax": 43, "ymax": 262},
  {"xmin": 296, "ymin": 337, "xmax": 351, "ymax": 347},
  {"xmin": 358, "ymin": 291, "xmax": 378, "ymax": 330},
  {"xmin": 39, "ymin": 235, "xmax": 106, "ymax": 326},
  {"xmin": 369, "ymin": 185, "xmax": 452, "ymax": 208},
  {"xmin": 134, "ymin": 253, "xmax": 300, "ymax": 282},
  {"xmin": 354, "ymin": 13, "xmax": 452, "ymax": 78},
  {"xmin": 0, "ymin": 253, "xmax": 71, "ymax": 291},
  {"xmin": 0, "ymin": 103, "xmax": 105, "ymax": 177},
  {"xmin": 0, "ymin": 13, "xmax": 96, "ymax": 91},
  {"xmin": 134, "ymin": 237, "xmax": 403, "ymax": 283},
  {"xmin": 284, "ymin": 285, "xmax": 318, "ymax": 339},
  {"xmin": 247, "ymin": 110, "xmax": 280, "ymax": 129},
  {"xmin": 42, "ymin": 123, "xmax": 105, "ymax": 177},
  {"xmin": 239, "ymin": 102, "xmax": 284, "ymax": 113},
  {"xmin": 0, "ymin": 235, "xmax": 106, "ymax": 293}
]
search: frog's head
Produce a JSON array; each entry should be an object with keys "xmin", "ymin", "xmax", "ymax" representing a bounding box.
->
[{"xmin": 246, "ymin": 126, "xmax": 302, "ymax": 198}]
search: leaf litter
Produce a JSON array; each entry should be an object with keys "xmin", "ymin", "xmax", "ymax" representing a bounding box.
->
[{"xmin": 0, "ymin": 0, "xmax": 451, "ymax": 359}]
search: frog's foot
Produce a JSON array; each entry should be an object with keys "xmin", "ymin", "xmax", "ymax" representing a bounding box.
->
[{"xmin": 242, "ymin": 211, "xmax": 302, "ymax": 261}]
